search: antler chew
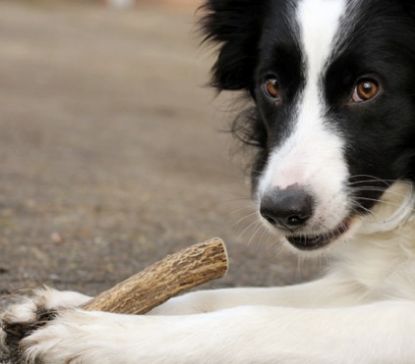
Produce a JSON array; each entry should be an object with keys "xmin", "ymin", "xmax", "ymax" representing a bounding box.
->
[{"xmin": 82, "ymin": 238, "xmax": 228, "ymax": 314}]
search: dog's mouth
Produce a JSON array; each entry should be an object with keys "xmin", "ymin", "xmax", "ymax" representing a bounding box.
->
[{"xmin": 285, "ymin": 217, "xmax": 352, "ymax": 251}]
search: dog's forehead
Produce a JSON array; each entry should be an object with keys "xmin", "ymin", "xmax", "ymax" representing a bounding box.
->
[
  {"xmin": 284, "ymin": 0, "xmax": 408, "ymax": 71},
  {"xmin": 261, "ymin": 0, "xmax": 350, "ymax": 81},
  {"xmin": 296, "ymin": 0, "xmax": 346, "ymax": 76}
]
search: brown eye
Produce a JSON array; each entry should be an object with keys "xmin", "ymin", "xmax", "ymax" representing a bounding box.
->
[
  {"xmin": 263, "ymin": 78, "xmax": 281, "ymax": 101},
  {"xmin": 352, "ymin": 78, "xmax": 380, "ymax": 103}
]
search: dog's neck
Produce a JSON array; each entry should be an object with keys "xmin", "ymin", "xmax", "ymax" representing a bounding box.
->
[{"xmin": 329, "ymin": 182, "xmax": 415, "ymax": 299}]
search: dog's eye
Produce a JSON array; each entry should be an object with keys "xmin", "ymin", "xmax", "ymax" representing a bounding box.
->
[
  {"xmin": 263, "ymin": 79, "xmax": 282, "ymax": 102},
  {"xmin": 352, "ymin": 79, "xmax": 380, "ymax": 103}
]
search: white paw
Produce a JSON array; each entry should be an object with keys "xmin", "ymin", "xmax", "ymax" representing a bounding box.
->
[
  {"xmin": 20, "ymin": 309, "xmax": 137, "ymax": 364},
  {"xmin": 21, "ymin": 310, "xmax": 106, "ymax": 364},
  {"xmin": 0, "ymin": 287, "xmax": 92, "ymax": 363}
]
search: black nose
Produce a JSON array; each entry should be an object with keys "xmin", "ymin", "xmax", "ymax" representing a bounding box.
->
[{"xmin": 260, "ymin": 187, "xmax": 314, "ymax": 230}]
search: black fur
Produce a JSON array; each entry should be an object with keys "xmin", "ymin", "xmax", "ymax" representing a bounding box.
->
[{"xmin": 200, "ymin": 0, "xmax": 267, "ymax": 91}]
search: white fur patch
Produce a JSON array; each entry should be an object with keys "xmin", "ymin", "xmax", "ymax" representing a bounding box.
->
[
  {"xmin": 258, "ymin": 0, "xmax": 349, "ymax": 233},
  {"xmin": 34, "ymin": 287, "xmax": 91, "ymax": 309},
  {"xmin": 0, "ymin": 325, "xmax": 7, "ymax": 354},
  {"xmin": 2, "ymin": 299, "xmax": 38, "ymax": 324}
]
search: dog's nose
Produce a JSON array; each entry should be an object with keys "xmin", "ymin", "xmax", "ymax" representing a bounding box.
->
[{"xmin": 260, "ymin": 187, "xmax": 314, "ymax": 230}]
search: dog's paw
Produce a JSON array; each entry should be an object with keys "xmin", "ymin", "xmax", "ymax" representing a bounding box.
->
[
  {"xmin": 21, "ymin": 309, "xmax": 126, "ymax": 364},
  {"xmin": 19, "ymin": 310, "xmax": 98, "ymax": 364},
  {"xmin": 0, "ymin": 287, "xmax": 91, "ymax": 360}
]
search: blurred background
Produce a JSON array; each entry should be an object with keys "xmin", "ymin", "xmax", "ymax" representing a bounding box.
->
[{"xmin": 0, "ymin": 0, "xmax": 320, "ymax": 303}]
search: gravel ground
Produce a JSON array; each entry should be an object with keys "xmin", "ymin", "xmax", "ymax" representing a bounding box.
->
[{"xmin": 0, "ymin": 0, "xmax": 322, "ymax": 333}]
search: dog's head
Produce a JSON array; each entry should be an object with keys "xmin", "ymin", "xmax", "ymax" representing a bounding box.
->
[{"xmin": 202, "ymin": 0, "xmax": 415, "ymax": 251}]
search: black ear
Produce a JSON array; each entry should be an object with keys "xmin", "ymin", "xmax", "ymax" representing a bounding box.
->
[
  {"xmin": 400, "ymin": 0, "xmax": 415, "ymax": 18},
  {"xmin": 200, "ymin": 0, "xmax": 267, "ymax": 92}
]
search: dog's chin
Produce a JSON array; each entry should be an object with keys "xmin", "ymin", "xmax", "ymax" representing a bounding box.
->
[{"xmin": 284, "ymin": 216, "xmax": 354, "ymax": 251}]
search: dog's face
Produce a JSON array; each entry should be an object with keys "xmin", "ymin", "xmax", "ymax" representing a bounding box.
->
[{"xmin": 203, "ymin": 0, "xmax": 415, "ymax": 251}]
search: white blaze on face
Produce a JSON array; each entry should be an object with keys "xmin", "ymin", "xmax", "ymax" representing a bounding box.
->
[{"xmin": 258, "ymin": 0, "xmax": 350, "ymax": 233}]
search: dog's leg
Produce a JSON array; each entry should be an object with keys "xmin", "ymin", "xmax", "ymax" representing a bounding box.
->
[
  {"xmin": 149, "ymin": 273, "xmax": 364, "ymax": 315},
  {"xmin": 2, "ymin": 273, "xmax": 362, "ymax": 323},
  {"xmin": 3, "ymin": 274, "xmax": 360, "ymax": 320},
  {"xmin": 5, "ymin": 300, "xmax": 414, "ymax": 364}
]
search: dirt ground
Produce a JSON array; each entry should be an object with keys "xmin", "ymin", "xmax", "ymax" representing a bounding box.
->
[{"xmin": 0, "ymin": 1, "xmax": 322, "ymax": 308}]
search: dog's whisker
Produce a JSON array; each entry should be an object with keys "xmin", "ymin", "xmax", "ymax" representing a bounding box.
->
[
  {"xmin": 247, "ymin": 222, "xmax": 266, "ymax": 247},
  {"xmin": 350, "ymin": 186, "xmax": 412, "ymax": 198},
  {"xmin": 349, "ymin": 201, "xmax": 378, "ymax": 219},
  {"xmin": 237, "ymin": 218, "xmax": 263, "ymax": 240},
  {"xmin": 222, "ymin": 196, "xmax": 255, "ymax": 204},
  {"xmin": 232, "ymin": 211, "xmax": 259, "ymax": 229},
  {"xmin": 244, "ymin": 221, "xmax": 265, "ymax": 247},
  {"xmin": 355, "ymin": 197, "xmax": 415, "ymax": 210},
  {"xmin": 348, "ymin": 175, "xmax": 400, "ymax": 184},
  {"xmin": 230, "ymin": 206, "xmax": 257, "ymax": 215}
]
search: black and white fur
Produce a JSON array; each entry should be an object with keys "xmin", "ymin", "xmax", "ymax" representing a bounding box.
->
[{"xmin": 2, "ymin": 0, "xmax": 415, "ymax": 362}]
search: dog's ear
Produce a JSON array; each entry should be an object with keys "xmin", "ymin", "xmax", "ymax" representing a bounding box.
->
[
  {"xmin": 200, "ymin": 0, "xmax": 267, "ymax": 92},
  {"xmin": 400, "ymin": 0, "xmax": 415, "ymax": 18}
]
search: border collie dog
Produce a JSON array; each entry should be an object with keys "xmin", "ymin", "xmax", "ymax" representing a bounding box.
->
[{"xmin": 2, "ymin": 0, "xmax": 415, "ymax": 362}]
